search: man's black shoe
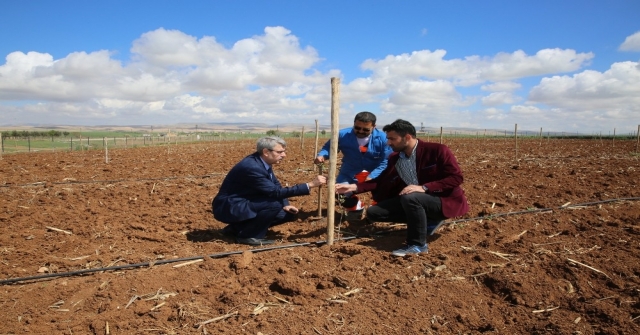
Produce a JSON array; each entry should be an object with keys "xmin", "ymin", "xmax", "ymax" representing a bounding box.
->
[
  {"xmin": 236, "ymin": 237, "xmax": 276, "ymax": 246},
  {"xmin": 221, "ymin": 226, "xmax": 238, "ymax": 237}
]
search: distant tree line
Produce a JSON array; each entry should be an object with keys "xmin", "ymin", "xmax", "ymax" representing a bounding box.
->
[{"xmin": 1, "ymin": 130, "xmax": 71, "ymax": 138}]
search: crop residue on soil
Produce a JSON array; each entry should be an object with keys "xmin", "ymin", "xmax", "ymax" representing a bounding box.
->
[{"xmin": 1, "ymin": 138, "xmax": 639, "ymax": 334}]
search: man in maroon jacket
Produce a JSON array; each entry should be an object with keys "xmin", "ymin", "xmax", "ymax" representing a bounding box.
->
[{"xmin": 336, "ymin": 119, "xmax": 469, "ymax": 256}]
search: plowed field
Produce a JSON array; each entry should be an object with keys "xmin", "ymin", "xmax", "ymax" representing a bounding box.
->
[{"xmin": 1, "ymin": 138, "xmax": 639, "ymax": 334}]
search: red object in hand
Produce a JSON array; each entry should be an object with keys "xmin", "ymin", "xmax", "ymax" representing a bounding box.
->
[
  {"xmin": 355, "ymin": 170, "xmax": 369, "ymax": 183},
  {"xmin": 359, "ymin": 145, "xmax": 367, "ymax": 153}
]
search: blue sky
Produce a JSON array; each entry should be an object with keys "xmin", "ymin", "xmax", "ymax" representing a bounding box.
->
[{"xmin": 1, "ymin": 1, "xmax": 639, "ymax": 133}]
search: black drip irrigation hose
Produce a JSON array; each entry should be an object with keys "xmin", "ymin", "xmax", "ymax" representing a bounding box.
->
[
  {"xmin": 2, "ymin": 196, "xmax": 639, "ymax": 286},
  {"xmin": 448, "ymin": 196, "xmax": 640, "ymax": 225},
  {"xmin": 1, "ymin": 167, "xmax": 317, "ymax": 188},
  {"xmin": 0, "ymin": 173, "xmax": 229, "ymax": 189},
  {"xmin": 0, "ymin": 236, "xmax": 357, "ymax": 286}
]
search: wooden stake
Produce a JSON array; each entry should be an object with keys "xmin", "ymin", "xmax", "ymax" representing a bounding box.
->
[
  {"xmin": 300, "ymin": 126, "xmax": 305, "ymax": 158},
  {"xmin": 317, "ymin": 164, "xmax": 323, "ymax": 218},
  {"xmin": 612, "ymin": 128, "xmax": 616, "ymax": 147},
  {"xmin": 439, "ymin": 127, "xmax": 443, "ymax": 144},
  {"xmin": 104, "ymin": 137, "xmax": 109, "ymax": 164},
  {"xmin": 632, "ymin": 124, "xmax": 640, "ymax": 153},
  {"xmin": 514, "ymin": 124, "xmax": 518, "ymax": 162},
  {"xmin": 313, "ymin": 120, "xmax": 320, "ymax": 170},
  {"xmin": 539, "ymin": 127, "xmax": 543, "ymax": 146},
  {"xmin": 327, "ymin": 77, "xmax": 340, "ymax": 246}
]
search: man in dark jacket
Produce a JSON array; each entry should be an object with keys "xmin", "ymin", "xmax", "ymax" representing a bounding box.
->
[
  {"xmin": 336, "ymin": 119, "xmax": 469, "ymax": 256},
  {"xmin": 213, "ymin": 136, "xmax": 326, "ymax": 245}
]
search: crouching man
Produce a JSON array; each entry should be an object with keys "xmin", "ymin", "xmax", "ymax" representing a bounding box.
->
[
  {"xmin": 336, "ymin": 119, "xmax": 469, "ymax": 256},
  {"xmin": 213, "ymin": 136, "xmax": 326, "ymax": 245}
]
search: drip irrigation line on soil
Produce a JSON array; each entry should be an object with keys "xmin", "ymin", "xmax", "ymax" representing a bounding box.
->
[
  {"xmin": 0, "ymin": 236, "xmax": 357, "ymax": 286},
  {"xmin": 0, "ymin": 173, "xmax": 229, "ymax": 188},
  {"xmin": 448, "ymin": 196, "xmax": 640, "ymax": 225},
  {"xmin": 363, "ymin": 197, "xmax": 640, "ymax": 239},
  {"xmin": 2, "ymin": 197, "xmax": 638, "ymax": 285},
  {"xmin": 0, "ymin": 168, "xmax": 319, "ymax": 188}
]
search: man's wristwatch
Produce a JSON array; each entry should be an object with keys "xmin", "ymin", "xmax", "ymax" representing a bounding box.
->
[{"xmin": 422, "ymin": 185, "xmax": 428, "ymax": 192}]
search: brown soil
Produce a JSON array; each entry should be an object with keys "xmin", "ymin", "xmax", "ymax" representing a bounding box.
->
[{"xmin": 1, "ymin": 138, "xmax": 639, "ymax": 334}]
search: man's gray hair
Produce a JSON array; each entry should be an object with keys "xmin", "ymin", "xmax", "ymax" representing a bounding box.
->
[{"xmin": 257, "ymin": 136, "xmax": 287, "ymax": 152}]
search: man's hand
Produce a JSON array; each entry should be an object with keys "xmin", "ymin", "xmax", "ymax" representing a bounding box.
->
[
  {"xmin": 313, "ymin": 156, "xmax": 325, "ymax": 164},
  {"xmin": 308, "ymin": 175, "xmax": 327, "ymax": 188},
  {"xmin": 284, "ymin": 205, "xmax": 299, "ymax": 214},
  {"xmin": 335, "ymin": 183, "xmax": 357, "ymax": 194},
  {"xmin": 398, "ymin": 185, "xmax": 425, "ymax": 195}
]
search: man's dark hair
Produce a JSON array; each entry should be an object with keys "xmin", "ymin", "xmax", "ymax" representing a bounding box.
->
[
  {"xmin": 382, "ymin": 119, "xmax": 417, "ymax": 138},
  {"xmin": 354, "ymin": 111, "xmax": 376, "ymax": 125}
]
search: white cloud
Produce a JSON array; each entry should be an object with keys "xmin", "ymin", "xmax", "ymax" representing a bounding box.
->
[
  {"xmin": 359, "ymin": 48, "xmax": 593, "ymax": 86},
  {"xmin": 481, "ymin": 81, "xmax": 521, "ymax": 92},
  {"xmin": 0, "ymin": 49, "xmax": 181, "ymax": 102},
  {"xmin": 0, "ymin": 27, "xmax": 330, "ymax": 124},
  {"xmin": 510, "ymin": 104, "xmax": 545, "ymax": 117},
  {"xmin": 0, "ymin": 26, "xmax": 637, "ymax": 133},
  {"xmin": 481, "ymin": 107, "xmax": 509, "ymax": 121},
  {"xmin": 342, "ymin": 48, "xmax": 594, "ymax": 129},
  {"xmin": 387, "ymin": 80, "xmax": 461, "ymax": 107},
  {"xmin": 481, "ymin": 92, "xmax": 520, "ymax": 106},
  {"xmin": 375, "ymin": 80, "xmax": 477, "ymax": 127},
  {"xmin": 130, "ymin": 26, "xmax": 321, "ymax": 92},
  {"xmin": 619, "ymin": 31, "xmax": 640, "ymax": 51},
  {"xmin": 529, "ymin": 61, "xmax": 640, "ymax": 110},
  {"xmin": 521, "ymin": 61, "xmax": 640, "ymax": 131}
]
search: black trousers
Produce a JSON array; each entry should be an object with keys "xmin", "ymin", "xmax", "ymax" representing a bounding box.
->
[
  {"xmin": 226, "ymin": 204, "xmax": 296, "ymax": 239},
  {"xmin": 366, "ymin": 193, "xmax": 446, "ymax": 246}
]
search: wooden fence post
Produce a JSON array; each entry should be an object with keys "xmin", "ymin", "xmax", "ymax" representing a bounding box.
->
[
  {"xmin": 313, "ymin": 120, "xmax": 320, "ymax": 170},
  {"xmin": 636, "ymin": 125, "xmax": 640, "ymax": 153},
  {"xmin": 300, "ymin": 126, "xmax": 305, "ymax": 159},
  {"xmin": 327, "ymin": 77, "xmax": 340, "ymax": 246},
  {"xmin": 539, "ymin": 127, "xmax": 543, "ymax": 146},
  {"xmin": 514, "ymin": 124, "xmax": 518, "ymax": 162},
  {"xmin": 313, "ymin": 120, "xmax": 323, "ymax": 218},
  {"xmin": 104, "ymin": 137, "xmax": 109, "ymax": 163}
]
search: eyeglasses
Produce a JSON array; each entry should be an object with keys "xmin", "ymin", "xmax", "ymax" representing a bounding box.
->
[
  {"xmin": 269, "ymin": 149, "xmax": 286, "ymax": 154},
  {"xmin": 353, "ymin": 126, "xmax": 372, "ymax": 132}
]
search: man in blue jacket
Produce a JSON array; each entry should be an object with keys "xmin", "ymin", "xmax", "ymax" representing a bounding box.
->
[
  {"xmin": 314, "ymin": 111, "xmax": 392, "ymax": 210},
  {"xmin": 213, "ymin": 136, "xmax": 326, "ymax": 245}
]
